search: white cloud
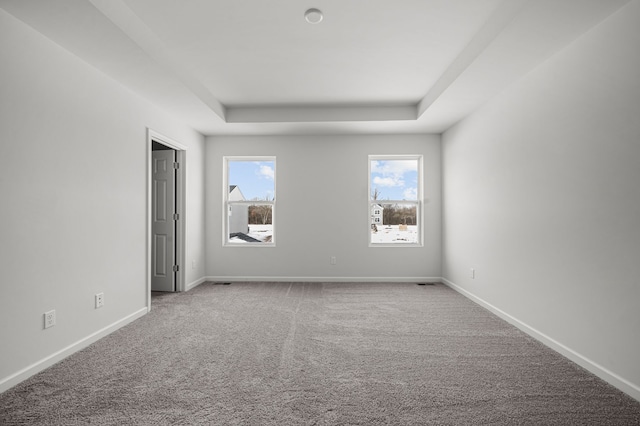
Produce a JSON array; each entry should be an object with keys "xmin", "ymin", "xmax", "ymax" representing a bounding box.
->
[
  {"xmin": 371, "ymin": 160, "xmax": 417, "ymax": 176},
  {"xmin": 403, "ymin": 187, "xmax": 417, "ymax": 200},
  {"xmin": 371, "ymin": 159, "xmax": 417, "ymax": 193},
  {"xmin": 257, "ymin": 164, "xmax": 274, "ymax": 180},
  {"xmin": 373, "ymin": 176, "xmax": 404, "ymax": 187}
]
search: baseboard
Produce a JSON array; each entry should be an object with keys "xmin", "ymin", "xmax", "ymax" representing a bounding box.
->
[
  {"xmin": 185, "ymin": 276, "xmax": 207, "ymax": 291},
  {"xmin": 0, "ymin": 307, "xmax": 147, "ymax": 394},
  {"xmin": 441, "ymin": 277, "xmax": 640, "ymax": 402},
  {"xmin": 205, "ymin": 276, "xmax": 440, "ymax": 283}
]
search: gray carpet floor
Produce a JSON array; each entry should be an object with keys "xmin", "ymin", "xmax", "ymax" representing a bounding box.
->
[{"xmin": 1, "ymin": 281, "xmax": 639, "ymax": 425}]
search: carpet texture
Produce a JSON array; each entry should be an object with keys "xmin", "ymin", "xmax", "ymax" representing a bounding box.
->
[{"xmin": 1, "ymin": 282, "xmax": 639, "ymax": 425}]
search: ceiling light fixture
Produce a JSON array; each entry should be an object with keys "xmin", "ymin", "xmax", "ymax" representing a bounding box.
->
[{"xmin": 304, "ymin": 8, "xmax": 323, "ymax": 24}]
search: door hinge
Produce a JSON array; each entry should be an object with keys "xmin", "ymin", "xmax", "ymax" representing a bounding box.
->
[
  {"xmin": 173, "ymin": 162, "xmax": 180, "ymax": 169},
  {"xmin": 173, "ymin": 213, "xmax": 179, "ymax": 221},
  {"xmin": 173, "ymin": 265, "xmax": 179, "ymax": 272}
]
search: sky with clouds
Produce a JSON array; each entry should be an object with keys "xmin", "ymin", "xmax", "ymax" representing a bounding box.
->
[
  {"xmin": 228, "ymin": 160, "xmax": 275, "ymax": 200},
  {"xmin": 228, "ymin": 158, "xmax": 416, "ymax": 202},
  {"xmin": 370, "ymin": 159, "xmax": 419, "ymax": 201}
]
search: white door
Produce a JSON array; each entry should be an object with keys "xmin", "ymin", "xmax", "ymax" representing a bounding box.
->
[{"xmin": 152, "ymin": 149, "xmax": 176, "ymax": 292}]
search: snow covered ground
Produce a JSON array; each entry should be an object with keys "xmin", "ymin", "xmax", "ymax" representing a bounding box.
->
[
  {"xmin": 371, "ymin": 225, "xmax": 418, "ymax": 244},
  {"xmin": 229, "ymin": 224, "xmax": 417, "ymax": 244},
  {"xmin": 248, "ymin": 224, "xmax": 273, "ymax": 242},
  {"xmin": 228, "ymin": 224, "xmax": 273, "ymax": 243}
]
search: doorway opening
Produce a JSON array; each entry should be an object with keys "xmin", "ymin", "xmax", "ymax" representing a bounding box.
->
[{"xmin": 147, "ymin": 129, "xmax": 186, "ymax": 311}]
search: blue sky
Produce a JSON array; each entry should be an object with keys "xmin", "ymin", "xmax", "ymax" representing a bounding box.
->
[
  {"xmin": 228, "ymin": 160, "xmax": 275, "ymax": 200},
  {"xmin": 370, "ymin": 159, "xmax": 418, "ymax": 201}
]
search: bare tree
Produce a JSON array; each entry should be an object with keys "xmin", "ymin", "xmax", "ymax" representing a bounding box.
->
[
  {"xmin": 371, "ymin": 187, "xmax": 381, "ymax": 201},
  {"xmin": 249, "ymin": 195, "xmax": 274, "ymax": 225}
]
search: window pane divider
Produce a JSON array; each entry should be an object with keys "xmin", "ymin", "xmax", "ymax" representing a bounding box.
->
[
  {"xmin": 370, "ymin": 200, "xmax": 419, "ymax": 204},
  {"xmin": 228, "ymin": 201, "xmax": 275, "ymax": 205}
]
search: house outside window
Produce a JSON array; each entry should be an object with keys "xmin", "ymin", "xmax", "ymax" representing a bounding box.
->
[
  {"xmin": 369, "ymin": 155, "xmax": 423, "ymax": 246},
  {"xmin": 371, "ymin": 204, "xmax": 384, "ymax": 225},
  {"xmin": 223, "ymin": 157, "xmax": 275, "ymax": 246}
]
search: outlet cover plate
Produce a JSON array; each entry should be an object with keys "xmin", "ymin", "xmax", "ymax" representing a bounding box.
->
[
  {"xmin": 44, "ymin": 310, "xmax": 56, "ymax": 329},
  {"xmin": 95, "ymin": 293, "xmax": 104, "ymax": 309}
]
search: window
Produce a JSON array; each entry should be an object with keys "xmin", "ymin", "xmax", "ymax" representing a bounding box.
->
[
  {"xmin": 224, "ymin": 157, "xmax": 275, "ymax": 246},
  {"xmin": 369, "ymin": 155, "xmax": 422, "ymax": 246}
]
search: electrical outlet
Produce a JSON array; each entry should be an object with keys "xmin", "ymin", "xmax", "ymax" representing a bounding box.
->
[
  {"xmin": 330, "ymin": 256, "xmax": 337, "ymax": 265},
  {"xmin": 44, "ymin": 310, "xmax": 56, "ymax": 329},
  {"xmin": 192, "ymin": 260, "xmax": 196, "ymax": 270},
  {"xmin": 95, "ymin": 293, "xmax": 104, "ymax": 309},
  {"xmin": 470, "ymin": 268, "xmax": 475, "ymax": 279}
]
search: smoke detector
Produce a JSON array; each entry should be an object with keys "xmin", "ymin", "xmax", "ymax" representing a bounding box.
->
[{"xmin": 304, "ymin": 8, "xmax": 323, "ymax": 24}]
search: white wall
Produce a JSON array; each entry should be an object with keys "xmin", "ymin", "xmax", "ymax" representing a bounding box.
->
[
  {"xmin": 442, "ymin": 1, "xmax": 640, "ymax": 400},
  {"xmin": 182, "ymin": 134, "xmax": 206, "ymax": 290},
  {"xmin": 0, "ymin": 10, "xmax": 205, "ymax": 391},
  {"xmin": 206, "ymin": 134, "xmax": 441, "ymax": 281}
]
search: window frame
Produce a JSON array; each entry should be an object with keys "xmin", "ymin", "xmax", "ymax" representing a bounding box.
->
[
  {"xmin": 223, "ymin": 156, "xmax": 276, "ymax": 247},
  {"xmin": 368, "ymin": 154, "xmax": 423, "ymax": 247}
]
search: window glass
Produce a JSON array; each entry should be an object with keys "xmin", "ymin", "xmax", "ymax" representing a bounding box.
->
[
  {"xmin": 225, "ymin": 158, "xmax": 275, "ymax": 245},
  {"xmin": 369, "ymin": 156, "xmax": 422, "ymax": 246}
]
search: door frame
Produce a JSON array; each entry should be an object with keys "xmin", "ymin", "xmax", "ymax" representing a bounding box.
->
[{"xmin": 146, "ymin": 128, "xmax": 187, "ymax": 311}]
